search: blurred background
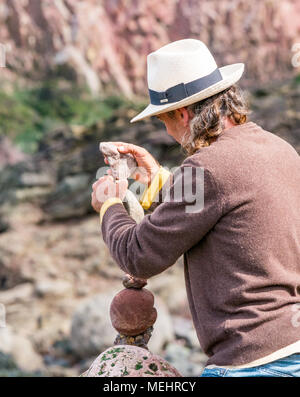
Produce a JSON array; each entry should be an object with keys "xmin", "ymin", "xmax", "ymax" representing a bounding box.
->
[{"xmin": 0, "ymin": 0, "xmax": 299, "ymax": 377}]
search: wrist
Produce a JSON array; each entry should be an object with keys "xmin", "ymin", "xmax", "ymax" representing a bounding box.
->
[{"xmin": 100, "ymin": 197, "xmax": 123, "ymax": 223}]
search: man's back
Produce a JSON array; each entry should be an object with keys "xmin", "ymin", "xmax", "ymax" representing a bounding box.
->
[{"xmin": 185, "ymin": 121, "xmax": 300, "ymax": 365}]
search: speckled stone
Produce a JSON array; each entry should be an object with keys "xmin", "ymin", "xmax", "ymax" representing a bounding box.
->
[
  {"xmin": 114, "ymin": 326, "xmax": 153, "ymax": 349},
  {"xmin": 110, "ymin": 288, "xmax": 157, "ymax": 336},
  {"xmin": 81, "ymin": 345, "xmax": 182, "ymax": 377}
]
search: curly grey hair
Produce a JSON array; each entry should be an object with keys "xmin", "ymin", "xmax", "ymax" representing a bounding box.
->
[{"xmin": 167, "ymin": 84, "xmax": 250, "ymax": 156}]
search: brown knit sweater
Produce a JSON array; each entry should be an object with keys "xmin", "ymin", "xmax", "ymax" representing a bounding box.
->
[{"xmin": 101, "ymin": 122, "xmax": 300, "ymax": 366}]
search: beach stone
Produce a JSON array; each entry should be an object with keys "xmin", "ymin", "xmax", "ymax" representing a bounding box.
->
[
  {"xmin": 122, "ymin": 274, "xmax": 147, "ymax": 289},
  {"xmin": 110, "ymin": 288, "xmax": 157, "ymax": 336},
  {"xmin": 70, "ymin": 292, "xmax": 117, "ymax": 358},
  {"xmin": 0, "ymin": 327, "xmax": 44, "ymax": 372},
  {"xmin": 35, "ymin": 279, "xmax": 73, "ymax": 299},
  {"xmin": 172, "ymin": 315, "xmax": 200, "ymax": 349},
  {"xmin": 163, "ymin": 342, "xmax": 205, "ymax": 377},
  {"xmin": 81, "ymin": 345, "xmax": 182, "ymax": 377},
  {"xmin": 114, "ymin": 326, "xmax": 153, "ymax": 349},
  {"xmin": 0, "ymin": 283, "xmax": 33, "ymax": 305},
  {"xmin": 148, "ymin": 296, "xmax": 175, "ymax": 354}
]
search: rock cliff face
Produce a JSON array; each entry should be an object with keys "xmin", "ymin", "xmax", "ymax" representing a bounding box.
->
[{"xmin": 1, "ymin": 0, "xmax": 300, "ymax": 96}]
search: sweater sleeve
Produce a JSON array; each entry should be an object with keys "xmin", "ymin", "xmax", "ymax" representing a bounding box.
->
[{"xmin": 101, "ymin": 157, "xmax": 224, "ymax": 279}]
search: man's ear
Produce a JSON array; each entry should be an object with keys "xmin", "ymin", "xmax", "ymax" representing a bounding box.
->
[{"xmin": 178, "ymin": 107, "xmax": 190, "ymax": 127}]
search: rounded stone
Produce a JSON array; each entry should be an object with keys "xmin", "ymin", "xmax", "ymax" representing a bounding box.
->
[
  {"xmin": 81, "ymin": 345, "xmax": 182, "ymax": 377},
  {"xmin": 110, "ymin": 288, "xmax": 157, "ymax": 336},
  {"xmin": 122, "ymin": 274, "xmax": 147, "ymax": 289}
]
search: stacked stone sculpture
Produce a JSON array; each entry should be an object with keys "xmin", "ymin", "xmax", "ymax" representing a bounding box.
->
[
  {"xmin": 81, "ymin": 273, "xmax": 181, "ymax": 377},
  {"xmin": 80, "ymin": 143, "xmax": 181, "ymax": 377}
]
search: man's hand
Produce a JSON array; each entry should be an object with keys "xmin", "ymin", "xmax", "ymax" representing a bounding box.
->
[
  {"xmin": 102, "ymin": 142, "xmax": 160, "ymax": 186},
  {"xmin": 91, "ymin": 175, "xmax": 128, "ymax": 213}
]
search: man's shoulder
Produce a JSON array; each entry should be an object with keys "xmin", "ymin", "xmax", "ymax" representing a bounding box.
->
[
  {"xmin": 181, "ymin": 121, "xmax": 299, "ymax": 188},
  {"xmin": 181, "ymin": 136, "xmax": 234, "ymax": 171},
  {"xmin": 180, "ymin": 122, "xmax": 265, "ymax": 183},
  {"xmin": 182, "ymin": 121, "xmax": 295, "ymax": 170}
]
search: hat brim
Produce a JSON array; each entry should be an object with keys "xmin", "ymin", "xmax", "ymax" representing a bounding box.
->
[{"xmin": 130, "ymin": 63, "xmax": 244, "ymax": 123}]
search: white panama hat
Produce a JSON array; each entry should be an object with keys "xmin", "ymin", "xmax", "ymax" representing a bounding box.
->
[{"xmin": 130, "ymin": 39, "xmax": 244, "ymax": 123}]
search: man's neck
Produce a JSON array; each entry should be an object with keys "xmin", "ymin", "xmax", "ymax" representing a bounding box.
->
[{"xmin": 223, "ymin": 117, "xmax": 236, "ymax": 131}]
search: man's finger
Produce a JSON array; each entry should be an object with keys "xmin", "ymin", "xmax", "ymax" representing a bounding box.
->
[
  {"xmin": 93, "ymin": 175, "xmax": 113, "ymax": 190},
  {"xmin": 118, "ymin": 143, "xmax": 146, "ymax": 157},
  {"xmin": 91, "ymin": 190, "xmax": 102, "ymax": 213},
  {"xmin": 105, "ymin": 141, "xmax": 146, "ymax": 157},
  {"xmin": 95, "ymin": 178, "xmax": 117, "ymax": 202}
]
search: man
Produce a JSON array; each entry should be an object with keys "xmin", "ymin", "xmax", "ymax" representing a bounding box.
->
[{"xmin": 91, "ymin": 39, "xmax": 300, "ymax": 376}]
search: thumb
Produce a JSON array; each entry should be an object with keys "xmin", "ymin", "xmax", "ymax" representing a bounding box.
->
[{"xmin": 117, "ymin": 145, "xmax": 127, "ymax": 153}]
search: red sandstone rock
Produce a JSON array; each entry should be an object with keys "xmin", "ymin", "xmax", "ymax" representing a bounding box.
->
[
  {"xmin": 0, "ymin": 137, "xmax": 27, "ymax": 169},
  {"xmin": 0, "ymin": 1, "xmax": 299, "ymax": 94},
  {"xmin": 110, "ymin": 288, "xmax": 157, "ymax": 336}
]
